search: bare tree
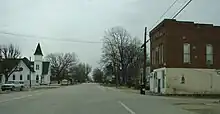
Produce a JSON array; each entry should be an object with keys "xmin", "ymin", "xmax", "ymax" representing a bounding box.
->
[
  {"xmin": 46, "ymin": 52, "xmax": 77, "ymax": 83},
  {"xmin": 85, "ymin": 63, "xmax": 92, "ymax": 80},
  {"xmin": 0, "ymin": 59, "xmax": 23, "ymax": 83},
  {"xmin": 0, "ymin": 44, "xmax": 21, "ymax": 59},
  {"xmin": 102, "ymin": 27, "xmax": 149, "ymax": 87},
  {"xmin": 102, "ymin": 27, "xmax": 133, "ymax": 85},
  {"xmin": 93, "ymin": 68, "xmax": 103, "ymax": 83},
  {"xmin": 70, "ymin": 63, "xmax": 92, "ymax": 83},
  {"xmin": 0, "ymin": 44, "xmax": 22, "ymax": 82}
]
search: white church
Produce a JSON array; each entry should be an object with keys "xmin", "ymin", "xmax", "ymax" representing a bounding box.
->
[{"xmin": 0, "ymin": 43, "xmax": 51, "ymax": 85}]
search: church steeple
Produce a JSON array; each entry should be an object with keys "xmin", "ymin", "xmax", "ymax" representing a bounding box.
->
[{"xmin": 34, "ymin": 43, "xmax": 43, "ymax": 56}]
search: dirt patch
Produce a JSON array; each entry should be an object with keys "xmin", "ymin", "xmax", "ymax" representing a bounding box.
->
[
  {"xmin": 174, "ymin": 102, "xmax": 206, "ymax": 105},
  {"xmin": 173, "ymin": 102, "xmax": 220, "ymax": 114},
  {"xmin": 186, "ymin": 109, "xmax": 213, "ymax": 114}
]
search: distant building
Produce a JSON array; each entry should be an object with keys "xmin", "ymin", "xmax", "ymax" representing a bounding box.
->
[
  {"xmin": 0, "ymin": 43, "xmax": 51, "ymax": 85},
  {"xmin": 149, "ymin": 19, "xmax": 220, "ymax": 94}
]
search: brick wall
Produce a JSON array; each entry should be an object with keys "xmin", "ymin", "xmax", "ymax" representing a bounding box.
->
[{"xmin": 150, "ymin": 19, "xmax": 220, "ymax": 70}]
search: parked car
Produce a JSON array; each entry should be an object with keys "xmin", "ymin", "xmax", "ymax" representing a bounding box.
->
[
  {"xmin": 61, "ymin": 79, "xmax": 69, "ymax": 86},
  {"xmin": 1, "ymin": 80, "xmax": 25, "ymax": 91}
]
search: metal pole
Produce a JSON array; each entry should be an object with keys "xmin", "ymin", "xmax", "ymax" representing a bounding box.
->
[
  {"xmin": 29, "ymin": 57, "xmax": 32, "ymax": 88},
  {"xmin": 143, "ymin": 27, "xmax": 147, "ymax": 88}
]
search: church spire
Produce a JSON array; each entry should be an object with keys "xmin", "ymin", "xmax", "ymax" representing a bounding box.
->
[{"xmin": 34, "ymin": 43, "xmax": 43, "ymax": 56}]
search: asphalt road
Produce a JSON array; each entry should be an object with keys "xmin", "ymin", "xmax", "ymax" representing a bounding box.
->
[{"xmin": 0, "ymin": 83, "xmax": 195, "ymax": 114}]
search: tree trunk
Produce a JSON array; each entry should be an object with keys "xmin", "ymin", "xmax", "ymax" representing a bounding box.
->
[
  {"xmin": 4, "ymin": 75, "xmax": 9, "ymax": 83},
  {"xmin": 121, "ymin": 64, "xmax": 127, "ymax": 85}
]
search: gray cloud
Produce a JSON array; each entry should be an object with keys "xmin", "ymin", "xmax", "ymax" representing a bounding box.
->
[{"xmin": 0, "ymin": 0, "xmax": 219, "ymax": 68}]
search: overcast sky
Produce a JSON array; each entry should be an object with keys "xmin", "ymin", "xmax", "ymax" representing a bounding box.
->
[{"xmin": 0, "ymin": 0, "xmax": 220, "ymax": 68}]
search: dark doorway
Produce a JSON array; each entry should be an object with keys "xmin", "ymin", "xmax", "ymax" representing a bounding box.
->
[
  {"xmin": 36, "ymin": 75, "xmax": 39, "ymax": 83},
  {"xmin": 158, "ymin": 79, "xmax": 161, "ymax": 93}
]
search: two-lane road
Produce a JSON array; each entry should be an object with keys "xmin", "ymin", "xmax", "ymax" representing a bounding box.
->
[{"xmin": 0, "ymin": 83, "xmax": 194, "ymax": 114}]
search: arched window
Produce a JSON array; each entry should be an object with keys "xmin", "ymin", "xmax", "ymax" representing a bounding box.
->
[
  {"xmin": 183, "ymin": 43, "xmax": 190, "ymax": 63},
  {"xmin": 27, "ymin": 74, "xmax": 30, "ymax": 80},
  {"xmin": 206, "ymin": 44, "xmax": 213, "ymax": 65},
  {"xmin": 36, "ymin": 75, "xmax": 39, "ymax": 83},
  {"xmin": 13, "ymin": 75, "xmax": 15, "ymax": 80},
  {"xmin": 36, "ymin": 64, "xmax": 39, "ymax": 70}
]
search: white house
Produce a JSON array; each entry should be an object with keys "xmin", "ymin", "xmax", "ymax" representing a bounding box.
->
[
  {"xmin": 150, "ymin": 68, "xmax": 220, "ymax": 94},
  {"xmin": 0, "ymin": 43, "xmax": 51, "ymax": 85}
]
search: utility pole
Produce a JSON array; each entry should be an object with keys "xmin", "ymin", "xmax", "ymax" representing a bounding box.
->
[
  {"xmin": 143, "ymin": 27, "xmax": 147, "ymax": 89},
  {"xmin": 29, "ymin": 57, "xmax": 32, "ymax": 88},
  {"xmin": 140, "ymin": 27, "xmax": 147, "ymax": 94}
]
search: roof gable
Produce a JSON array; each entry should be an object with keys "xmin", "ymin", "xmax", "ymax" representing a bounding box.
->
[{"xmin": 34, "ymin": 43, "xmax": 43, "ymax": 56}]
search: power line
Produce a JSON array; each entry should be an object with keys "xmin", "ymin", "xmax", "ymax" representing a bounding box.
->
[
  {"xmin": 172, "ymin": 0, "xmax": 192, "ymax": 19},
  {"xmin": 145, "ymin": 0, "xmax": 179, "ymax": 44},
  {"xmin": 149, "ymin": 0, "xmax": 179, "ymax": 31},
  {"xmin": 0, "ymin": 31, "xmax": 102, "ymax": 44}
]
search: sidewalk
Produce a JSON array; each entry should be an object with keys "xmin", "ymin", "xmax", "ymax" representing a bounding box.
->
[
  {"xmin": 29, "ymin": 84, "xmax": 61, "ymax": 91},
  {"xmin": 0, "ymin": 84, "xmax": 61, "ymax": 94}
]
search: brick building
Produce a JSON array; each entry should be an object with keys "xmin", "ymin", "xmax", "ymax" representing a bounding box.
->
[
  {"xmin": 150, "ymin": 19, "xmax": 220, "ymax": 71},
  {"xmin": 149, "ymin": 19, "xmax": 220, "ymax": 94}
]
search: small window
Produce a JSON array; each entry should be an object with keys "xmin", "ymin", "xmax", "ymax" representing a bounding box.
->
[
  {"xmin": 153, "ymin": 50, "xmax": 155, "ymax": 65},
  {"xmin": 158, "ymin": 45, "xmax": 161, "ymax": 64},
  {"xmin": 156, "ymin": 47, "xmax": 159, "ymax": 64},
  {"xmin": 20, "ymin": 75, "xmax": 23, "ymax": 80},
  {"xmin": 183, "ymin": 43, "xmax": 190, "ymax": 63},
  {"xmin": 13, "ymin": 75, "xmax": 15, "ymax": 80},
  {"xmin": 152, "ymin": 49, "xmax": 154, "ymax": 65},
  {"xmin": 162, "ymin": 70, "xmax": 165, "ymax": 88},
  {"xmin": 181, "ymin": 75, "xmax": 185, "ymax": 84},
  {"xmin": 36, "ymin": 64, "xmax": 39, "ymax": 70},
  {"xmin": 161, "ymin": 44, "xmax": 164, "ymax": 64}
]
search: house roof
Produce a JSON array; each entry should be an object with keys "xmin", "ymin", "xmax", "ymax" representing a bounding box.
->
[
  {"xmin": 34, "ymin": 43, "xmax": 43, "ymax": 56},
  {"xmin": 0, "ymin": 59, "xmax": 20, "ymax": 74},
  {"xmin": 42, "ymin": 62, "xmax": 50, "ymax": 75},
  {"xmin": 22, "ymin": 57, "xmax": 35, "ymax": 72},
  {"xmin": 0, "ymin": 57, "xmax": 35, "ymax": 73}
]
